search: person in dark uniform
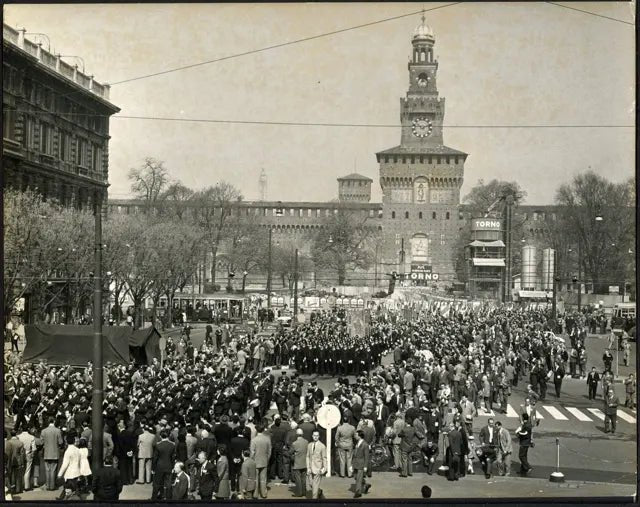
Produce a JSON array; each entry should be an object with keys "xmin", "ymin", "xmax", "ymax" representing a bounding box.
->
[{"xmin": 92, "ymin": 456, "xmax": 123, "ymax": 501}]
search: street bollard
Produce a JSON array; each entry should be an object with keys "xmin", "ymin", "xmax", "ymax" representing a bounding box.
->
[{"xmin": 549, "ymin": 437, "xmax": 565, "ymax": 483}]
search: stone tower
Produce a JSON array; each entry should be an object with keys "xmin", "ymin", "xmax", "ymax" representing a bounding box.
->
[{"xmin": 376, "ymin": 14, "xmax": 468, "ymax": 285}]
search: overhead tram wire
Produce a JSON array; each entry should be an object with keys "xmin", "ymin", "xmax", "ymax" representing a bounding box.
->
[
  {"xmin": 44, "ymin": 3, "xmax": 461, "ymax": 106},
  {"xmin": 545, "ymin": 2, "xmax": 635, "ymax": 26},
  {"xmin": 25, "ymin": 110, "xmax": 635, "ymax": 129}
]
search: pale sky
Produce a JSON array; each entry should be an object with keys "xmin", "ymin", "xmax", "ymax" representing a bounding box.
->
[{"xmin": 4, "ymin": 2, "xmax": 635, "ymax": 204}]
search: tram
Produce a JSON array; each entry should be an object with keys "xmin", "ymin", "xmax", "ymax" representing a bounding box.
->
[{"xmin": 157, "ymin": 293, "xmax": 249, "ymax": 323}]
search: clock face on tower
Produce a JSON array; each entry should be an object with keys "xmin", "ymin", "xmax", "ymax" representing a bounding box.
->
[
  {"xmin": 416, "ymin": 73, "xmax": 429, "ymax": 87},
  {"xmin": 412, "ymin": 117, "xmax": 433, "ymax": 138}
]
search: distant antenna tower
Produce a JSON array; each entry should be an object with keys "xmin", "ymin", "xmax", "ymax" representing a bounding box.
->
[{"xmin": 259, "ymin": 168, "xmax": 267, "ymax": 201}]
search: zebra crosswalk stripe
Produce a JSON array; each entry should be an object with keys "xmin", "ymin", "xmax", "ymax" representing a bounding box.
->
[
  {"xmin": 617, "ymin": 410, "xmax": 636, "ymax": 424},
  {"xmin": 565, "ymin": 407, "xmax": 592, "ymax": 422},
  {"xmin": 506, "ymin": 404, "xmax": 519, "ymax": 418},
  {"xmin": 587, "ymin": 408, "xmax": 605, "ymax": 421},
  {"xmin": 542, "ymin": 405, "xmax": 569, "ymax": 420}
]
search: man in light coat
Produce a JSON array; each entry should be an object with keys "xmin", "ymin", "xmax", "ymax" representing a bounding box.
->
[
  {"xmin": 306, "ymin": 430, "xmax": 327, "ymax": 499},
  {"xmin": 41, "ymin": 417, "xmax": 63, "ymax": 491},
  {"xmin": 57, "ymin": 434, "xmax": 82, "ymax": 499},
  {"xmin": 335, "ymin": 417, "xmax": 355, "ymax": 478},
  {"xmin": 17, "ymin": 426, "xmax": 37, "ymax": 491},
  {"xmin": 495, "ymin": 421, "xmax": 512, "ymax": 476},
  {"xmin": 249, "ymin": 424, "xmax": 272, "ymax": 499},
  {"xmin": 137, "ymin": 425, "xmax": 155, "ymax": 484}
]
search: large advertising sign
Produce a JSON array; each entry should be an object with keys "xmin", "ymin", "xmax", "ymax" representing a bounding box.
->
[
  {"xmin": 471, "ymin": 218, "xmax": 502, "ymax": 231},
  {"xmin": 410, "ymin": 263, "xmax": 439, "ymax": 284}
]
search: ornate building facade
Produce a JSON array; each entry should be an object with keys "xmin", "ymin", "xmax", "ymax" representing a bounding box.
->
[{"xmin": 2, "ymin": 24, "xmax": 120, "ymax": 207}]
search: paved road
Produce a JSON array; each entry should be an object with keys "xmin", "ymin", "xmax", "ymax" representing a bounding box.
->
[{"xmin": 12, "ymin": 471, "xmax": 636, "ymax": 501}]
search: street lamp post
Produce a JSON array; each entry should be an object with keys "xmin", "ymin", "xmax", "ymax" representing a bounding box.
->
[
  {"xmin": 293, "ymin": 248, "xmax": 299, "ymax": 327},
  {"xmin": 267, "ymin": 228, "xmax": 272, "ymax": 310},
  {"xmin": 91, "ymin": 191, "xmax": 104, "ymax": 474}
]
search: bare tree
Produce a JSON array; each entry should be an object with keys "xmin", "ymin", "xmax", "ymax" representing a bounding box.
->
[
  {"xmin": 128, "ymin": 158, "xmax": 170, "ymax": 207},
  {"xmin": 191, "ymin": 182, "xmax": 243, "ymax": 286}
]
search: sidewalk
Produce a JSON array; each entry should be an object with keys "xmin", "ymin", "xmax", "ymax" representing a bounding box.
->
[{"xmin": 11, "ymin": 472, "xmax": 635, "ymax": 501}]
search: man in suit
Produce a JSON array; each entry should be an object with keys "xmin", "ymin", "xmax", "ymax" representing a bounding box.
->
[
  {"xmin": 249, "ymin": 424, "xmax": 272, "ymax": 499},
  {"xmin": 587, "ymin": 367, "xmax": 601, "ymax": 400},
  {"xmin": 398, "ymin": 418, "xmax": 416, "ymax": 478},
  {"xmin": 495, "ymin": 421, "xmax": 512, "ymax": 476},
  {"xmin": 171, "ymin": 461, "xmax": 190, "ymax": 500},
  {"xmin": 478, "ymin": 418, "xmax": 497, "ymax": 478},
  {"xmin": 195, "ymin": 451, "xmax": 217, "ymax": 500},
  {"xmin": 352, "ymin": 430, "xmax": 371, "ymax": 498},
  {"xmin": 41, "ymin": 417, "xmax": 63, "ymax": 491},
  {"xmin": 299, "ymin": 414, "xmax": 316, "ymax": 443},
  {"xmin": 290, "ymin": 429, "xmax": 308, "ymax": 497},
  {"xmin": 604, "ymin": 388, "xmax": 620, "ymax": 434},
  {"xmin": 239, "ymin": 449, "xmax": 257, "ymax": 499},
  {"xmin": 447, "ymin": 422, "xmax": 463, "ymax": 481},
  {"xmin": 306, "ymin": 430, "xmax": 327, "ymax": 499},
  {"xmin": 553, "ymin": 361, "xmax": 566, "ymax": 398},
  {"xmin": 373, "ymin": 397, "xmax": 389, "ymax": 444},
  {"xmin": 5, "ymin": 429, "xmax": 26, "ymax": 494},
  {"xmin": 229, "ymin": 429, "xmax": 249, "ymax": 493},
  {"xmin": 137, "ymin": 425, "xmax": 155, "ymax": 484},
  {"xmin": 335, "ymin": 416, "xmax": 355, "ymax": 478},
  {"xmin": 92, "ymin": 456, "xmax": 123, "ymax": 501},
  {"xmin": 198, "ymin": 428, "xmax": 218, "ymax": 461},
  {"xmin": 151, "ymin": 430, "xmax": 176, "ymax": 500}
]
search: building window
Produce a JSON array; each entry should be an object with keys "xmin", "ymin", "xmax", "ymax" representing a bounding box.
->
[
  {"xmin": 92, "ymin": 144, "xmax": 102, "ymax": 172},
  {"xmin": 59, "ymin": 131, "xmax": 70, "ymax": 160},
  {"xmin": 76, "ymin": 137, "xmax": 87, "ymax": 166},
  {"xmin": 289, "ymin": 208, "xmax": 294, "ymax": 216},
  {"xmin": 432, "ymin": 212, "xmax": 437, "ymax": 219},
  {"xmin": 39, "ymin": 123, "xmax": 54, "ymax": 155},
  {"xmin": 428, "ymin": 156, "xmax": 432, "ymax": 164},
  {"xmin": 392, "ymin": 211, "xmax": 396, "ymax": 219},
  {"xmin": 454, "ymin": 156, "xmax": 458, "ymax": 164},
  {"xmin": 22, "ymin": 115, "xmax": 33, "ymax": 148},
  {"xmin": 369, "ymin": 210, "xmax": 374, "ymax": 218},
  {"xmin": 2, "ymin": 107, "xmax": 16, "ymax": 140},
  {"xmin": 419, "ymin": 212, "xmax": 423, "ymax": 219},
  {"xmin": 405, "ymin": 211, "xmax": 409, "ymax": 219},
  {"xmin": 446, "ymin": 156, "xmax": 450, "ymax": 164},
  {"xmin": 419, "ymin": 156, "xmax": 424, "ymax": 163},
  {"xmin": 325, "ymin": 209, "xmax": 330, "ymax": 217},
  {"xmin": 437, "ymin": 157, "xmax": 441, "ymax": 164},
  {"xmin": 440, "ymin": 234, "xmax": 445, "ymax": 245},
  {"xmin": 446, "ymin": 211, "xmax": 450, "ymax": 220},
  {"xmin": 533, "ymin": 212, "xmax": 538, "ymax": 221}
]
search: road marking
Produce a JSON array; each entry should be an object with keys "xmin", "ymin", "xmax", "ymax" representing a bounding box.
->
[
  {"xmin": 617, "ymin": 410, "xmax": 637, "ymax": 424},
  {"xmin": 505, "ymin": 404, "xmax": 519, "ymax": 418},
  {"xmin": 477, "ymin": 408, "xmax": 495, "ymax": 416},
  {"xmin": 542, "ymin": 406, "xmax": 569, "ymax": 420},
  {"xmin": 565, "ymin": 407, "xmax": 592, "ymax": 422},
  {"xmin": 587, "ymin": 408, "xmax": 605, "ymax": 421}
]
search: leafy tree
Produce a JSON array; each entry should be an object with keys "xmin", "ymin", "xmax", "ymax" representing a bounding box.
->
[
  {"xmin": 311, "ymin": 209, "xmax": 376, "ymax": 285},
  {"xmin": 554, "ymin": 172, "xmax": 635, "ymax": 293}
]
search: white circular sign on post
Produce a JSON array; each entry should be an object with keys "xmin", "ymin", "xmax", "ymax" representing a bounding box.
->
[{"xmin": 317, "ymin": 404, "xmax": 341, "ymax": 429}]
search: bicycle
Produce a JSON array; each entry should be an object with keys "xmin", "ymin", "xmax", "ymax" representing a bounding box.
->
[{"xmin": 370, "ymin": 443, "xmax": 423, "ymax": 469}]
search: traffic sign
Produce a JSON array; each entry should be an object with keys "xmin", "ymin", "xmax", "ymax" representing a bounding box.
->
[{"xmin": 317, "ymin": 404, "xmax": 341, "ymax": 429}]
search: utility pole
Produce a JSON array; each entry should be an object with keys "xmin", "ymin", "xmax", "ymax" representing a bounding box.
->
[
  {"xmin": 503, "ymin": 195, "xmax": 514, "ymax": 303},
  {"xmin": 400, "ymin": 238, "xmax": 405, "ymax": 284},
  {"xmin": 293, "ymin": 248, "xmax": 299, "ymax": 326},
  {"xmin": 577, "ymin": 241, "xmax": 582, "ymax": 311},
  {"xmin": 552, "ymin": 249, "xmax": 558, "ymax": 319},
  {"xmin": 91, "ymin": 191, "xmax": 104, "ymax": 474},
  {"xmin": 267, "ymin": 228, "xmax": 272, "ymax": 310}
]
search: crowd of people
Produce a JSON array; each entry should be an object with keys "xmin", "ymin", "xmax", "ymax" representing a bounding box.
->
[{"xmin": 3, "ymin": 304, "xmax": 633, "ymax": 499}]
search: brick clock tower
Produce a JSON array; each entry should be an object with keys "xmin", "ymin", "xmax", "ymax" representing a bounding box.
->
[{"xmin": 376, "ymin": 15, "xmax": 468, "ymax": 286}]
